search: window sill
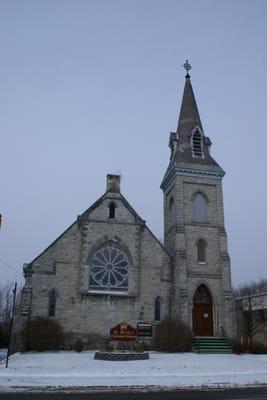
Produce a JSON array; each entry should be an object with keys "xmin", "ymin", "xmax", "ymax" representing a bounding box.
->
[
  {"xmin": 197, "ymin": 262, "xmax": 207, "ymax": 265},
  {"xmin": 191, "ymin": 220, "xmax": 210, "ymax": 225},
  {"xmin": 87, "ymin": 290, "xmax": 136, "ymax": 298}
]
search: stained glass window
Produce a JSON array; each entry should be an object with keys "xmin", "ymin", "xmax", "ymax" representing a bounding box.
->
[{"xmin": 89, "ymin": 241, "xmax": 129, "ymax": 292}]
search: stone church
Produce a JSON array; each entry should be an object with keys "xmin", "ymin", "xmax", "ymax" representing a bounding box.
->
[{"xmin": 12, "ymin": 66, "xmax": 235, "ymax": 350}]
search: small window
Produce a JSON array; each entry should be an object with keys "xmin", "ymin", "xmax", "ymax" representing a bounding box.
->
[
  {"xmin": 192, "ymin": 130, "xmax": 204, "ymax": 158},
  {"xmin": 155, "ymin": 296, "xmax": 161, "ymax": 321},
  {"xmin": 169, "ymin": 197, "xmax": 174, "ymax": 211},
  {"xmin": 169, "ymin": 196, "xmax": 175, "ymax": 225},
  {"xmin": 48, "ymin": 291, "xmax": 57, "ymax": 317},
  {"xmin": 109, "ymin": 203, "xmax": 116, "ymax": 219},
  {"xmin": 193, "ymin": 192, "xmax": 208, "ymax": 222},
  {"xmin": 197, "ymin": 239, "xmax": 206, "ymax": 262}
]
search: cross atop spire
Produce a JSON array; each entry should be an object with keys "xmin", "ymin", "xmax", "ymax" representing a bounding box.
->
[{"xmin": 183, "ymin": 59, "xmax": 192, "ymax": 78}]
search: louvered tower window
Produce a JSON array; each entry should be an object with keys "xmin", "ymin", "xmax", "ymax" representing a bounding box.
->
[{"xmin": 192, "ymin": 130, "xmax": 203, "ymax": 158}]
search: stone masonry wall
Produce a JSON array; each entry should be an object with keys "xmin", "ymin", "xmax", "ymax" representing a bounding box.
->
[
  {"xmin": 164, "ymin": 173, "xmax": 234, "ymax": 338},
  {"xmin": 12, "ymin": 190, "xmax": 172, "ymax": 350}
]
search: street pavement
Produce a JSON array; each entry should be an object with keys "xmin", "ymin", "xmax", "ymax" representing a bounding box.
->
[{"xmin": 0, "ymin": 388, "xmax": 267, "ymax": 400}]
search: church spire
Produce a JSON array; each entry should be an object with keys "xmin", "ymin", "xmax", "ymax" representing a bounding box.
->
[
  {"xmin": 161, "ymin": 62, "xmax": 224, "ymax": 190},
  {"xmin": 177, "ymin": 60, "xmax": 203, "ymax": 141},
  {"xmin": 168, "ymin": 60, "xmax": 224, "ymax": 169}
]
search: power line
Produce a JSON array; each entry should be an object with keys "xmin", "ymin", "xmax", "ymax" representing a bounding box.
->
[{"xmin": 0, "ymin": 257, "xmax": 20, "ymax": 275}]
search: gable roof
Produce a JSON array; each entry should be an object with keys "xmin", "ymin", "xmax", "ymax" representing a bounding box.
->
[{"xmin": 25, "ymin": 188, "xmax": 171, "ymax": 271}]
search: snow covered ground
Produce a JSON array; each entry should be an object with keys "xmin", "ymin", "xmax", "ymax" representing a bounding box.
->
[
  {"xmin": 0, "ymin": 349, "xmax": 7, "ymax": 362},
  {"xmin": 0, "ymin": 351, "xmax": 266, "ymax": 391}
]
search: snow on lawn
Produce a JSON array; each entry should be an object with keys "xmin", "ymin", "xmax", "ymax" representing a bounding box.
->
[
  {"xmin": 0, "ymin": 351, "xmax": 267, "ymax": 389},
  {"xmin": 0, "ymin": 349, "xmax": 7, "ymax": 361}
]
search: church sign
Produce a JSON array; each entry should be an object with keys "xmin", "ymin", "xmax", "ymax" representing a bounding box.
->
[
  {"xmin": 110, "ymin": 322, "xmax": 137, "ymax": 341},
  {"xmin": 137, "ymin": 323, "xmax": 153, "ymax": 337}
]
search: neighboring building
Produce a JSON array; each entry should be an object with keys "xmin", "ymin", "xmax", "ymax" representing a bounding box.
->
[
  {"xmin": 11, "ymin": 65, "xmax": 235, "ymax": 350},
  {"xmin": 235, "ymin": 292, "xmax": 267, "ymax": 348}
]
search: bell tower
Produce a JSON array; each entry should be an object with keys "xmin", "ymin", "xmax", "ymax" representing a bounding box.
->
[{"xmin": 161, "ymin": 61, "xmax": 234, "ymax": 337}]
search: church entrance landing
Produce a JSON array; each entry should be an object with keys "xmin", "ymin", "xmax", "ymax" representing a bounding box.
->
[{"xmin": 192, "ymin": 285, "xmax": 213, "ymax": 336}]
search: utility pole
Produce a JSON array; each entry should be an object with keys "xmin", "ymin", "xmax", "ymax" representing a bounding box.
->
[{"xmin": 5, "ymin": 282, "xmax": 17, "ymax": 368}]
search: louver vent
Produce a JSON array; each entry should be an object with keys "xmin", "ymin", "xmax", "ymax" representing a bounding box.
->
[{"xmin": 193, "ymin": 131, "xmax": 203, "ymax": 157}]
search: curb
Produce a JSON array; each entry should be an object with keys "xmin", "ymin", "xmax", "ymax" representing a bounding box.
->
[{"xmin": 1, "ymin": 383, "xmax": 267, "ymax": 393}]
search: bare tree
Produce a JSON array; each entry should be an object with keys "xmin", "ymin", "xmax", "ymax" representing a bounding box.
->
[
  {"xmin": 234, "ymin": 278, "xmax": 267, "ymax": 297},
  {"xmin": 0, "ymin": 282, "xmax": 21, "ymax": 347}
]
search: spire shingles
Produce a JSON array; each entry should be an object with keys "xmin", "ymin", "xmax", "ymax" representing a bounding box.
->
[{"xmin": 171, "ymin": 74, "xmax": 222, "ymax": 169}]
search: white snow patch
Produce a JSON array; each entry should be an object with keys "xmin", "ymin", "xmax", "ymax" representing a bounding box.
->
[
  {"xmin": 0, "ymin": 351, "xmax": 266, "ymax": 389},
  {"xmin": 0, "ymin": 349, "xmax": 7, "ymax": 361}
]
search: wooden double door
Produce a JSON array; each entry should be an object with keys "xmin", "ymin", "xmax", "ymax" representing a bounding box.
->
[{"xmin": 192, "ymin": 285, "xmax": 213, "ymax": 336}]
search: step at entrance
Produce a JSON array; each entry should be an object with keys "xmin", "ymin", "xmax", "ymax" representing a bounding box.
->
[{"xmin": 191, "ymin": 336, "xmax": 232, "ymax": 353}]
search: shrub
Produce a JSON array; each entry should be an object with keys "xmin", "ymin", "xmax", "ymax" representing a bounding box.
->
[
  {"xmin": 134, "ymin": 341, "xmax": 145, "ymax": 352},
  {"xmin": 0, "ymin": 324, "xmax": 9, "ymax": 347},
  {"xmin": 83, "ymin": 334, "xmax": 101, "ymax": 350},
  {"xmin": 232, "ymin": 339, "xmax": 248, "ymax": 354},
  {"xmin": 154, "ymin": 317, "xmax": 192, "ymax": 352},
  {"xmin": 22, "ymin": 317, "xmax": 65, "ymax": 351},
  {"xmin": 251, "ymin": 341, "xmax": 267, "ymax": 354}
]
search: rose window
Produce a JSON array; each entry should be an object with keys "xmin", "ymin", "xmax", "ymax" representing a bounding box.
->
[{"xmin": 89, "ymin": 241, "xmax": 129, "ymax": 292}]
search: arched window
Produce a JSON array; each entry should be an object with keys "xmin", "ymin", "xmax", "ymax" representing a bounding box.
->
[
  {"xmin": 169, "ymin": 196, "xmax": 175, "ymax": 225},
  {"xmin": 169, "ymin": 196, "xmax": 174, "ymax": 211},
  {"xmin": 48, "ymin": 290, "xmax": 57, "ymax": 317},
  {"xmin": 154, "ymin": 296, "xmax": 161, "ymax": 321},
  {"xmin": 197, "ymin": 239, "xmax": 206, "ymax": 262},
  {"xmin": 89, "ymin": 241, "xmax": 129, "ymax": 292},
  {"xmin": 193, "ymin": 192, "xmax": 208, "ymax": 222},
  {"xmin": 109, "ymin": 203, "xmax": 116, "ymax": 219},
  {"xmin": 192, "ymin": 129, "xmax": 204, "ymax": 158},
  {"xmin": 193, "ymin": 285, "xmax": 212, "ymax": 304}
]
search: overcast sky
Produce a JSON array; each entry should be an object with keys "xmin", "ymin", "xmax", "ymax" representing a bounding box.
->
[{"xmin": 1, "ymin": 0, "xmax": 266, "ymax": 288}]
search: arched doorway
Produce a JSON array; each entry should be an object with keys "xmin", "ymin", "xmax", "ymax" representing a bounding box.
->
[{"xmin": 192, "ymin": 285, "xmax": 213, "ymax": 336}]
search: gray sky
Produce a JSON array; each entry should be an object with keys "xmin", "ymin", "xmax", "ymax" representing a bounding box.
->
[{"xmin": 1, "ymin": 0, "xmax": 267, "ymax": 288}]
